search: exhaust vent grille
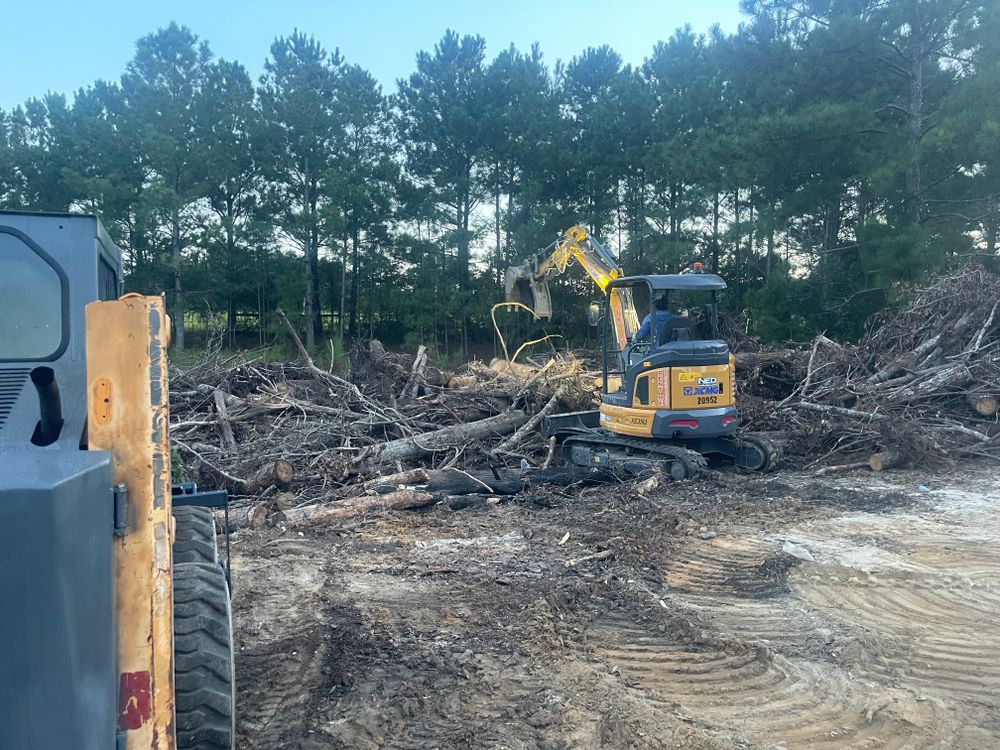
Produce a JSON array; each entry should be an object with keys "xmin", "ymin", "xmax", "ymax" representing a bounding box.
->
[{"xmin": 0, "ymin": 368, "xmax": 30, "ymax": 432}]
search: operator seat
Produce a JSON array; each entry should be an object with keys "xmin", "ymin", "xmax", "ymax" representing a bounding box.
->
[{"xmin": 658, "ymin": 316, "xmax": 693, "ymax": 345}]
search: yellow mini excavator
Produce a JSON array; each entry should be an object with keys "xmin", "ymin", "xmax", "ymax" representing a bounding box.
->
[{"xmin": 505, "ymin": 225, "xmax": 778, "ymax": 479}]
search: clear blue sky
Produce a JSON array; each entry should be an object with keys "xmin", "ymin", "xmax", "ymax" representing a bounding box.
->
[{"xmin": 1, "ymin": 0, "xmax": 744, "ymax": 109}]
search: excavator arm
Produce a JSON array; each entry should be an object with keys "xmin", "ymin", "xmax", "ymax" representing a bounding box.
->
[{"xmin": 504, "ymin": 225, "xmax": 640, "ymax": 353}]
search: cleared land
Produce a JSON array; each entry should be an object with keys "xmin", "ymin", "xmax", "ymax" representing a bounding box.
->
[{"xmin": 230, "ymin": 464, "xmax": 1000, "ymax": 749}]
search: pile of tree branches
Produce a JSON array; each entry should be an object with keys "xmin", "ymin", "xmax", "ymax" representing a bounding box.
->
[
  {"xmin": 168, "ymin": 340, "xmax": 600, "ymax": 527},
  {"xmin": 169, "ymin": 265, "xmax": 1000, "ymax": 528},
  {"xmin": 754, "ymin": 265, "xmax": 1000, "ymax": 468}
]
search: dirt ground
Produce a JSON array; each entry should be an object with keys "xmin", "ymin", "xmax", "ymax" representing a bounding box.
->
[{"xmin": 229, "ymin": 463, "xmax": 1000, "ymax": 749}]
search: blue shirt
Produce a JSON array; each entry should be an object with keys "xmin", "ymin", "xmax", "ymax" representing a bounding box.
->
[{"xmin": 634, "ymin": 310, "xmax": 672, "ymax": 343}]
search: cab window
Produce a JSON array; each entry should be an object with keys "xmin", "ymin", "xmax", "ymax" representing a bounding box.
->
[{"xmin": 0, "ymin": 231, "xmax": 64, "ymax": 360}]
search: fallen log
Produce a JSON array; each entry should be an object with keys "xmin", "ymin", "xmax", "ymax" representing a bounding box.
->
[
  {"xmin": 214, "ymin": 503, "xmax": 268, "ymax": 531},
  {"xmin": 868, "ymin": 450, "xmax": 905, "ymax": 472},
  {"xmin": 967, "ymin": 393, "xmax": 999, "ymax": 417},
  {"xmin": 796, "ymin": 402, "xmax": 890, "ymax": 422},
  {"xmin": 447, "ymin": 374, "xmax": 478, "ymax": 389},
  {"xmin": 420, "ymin": 469, "xmax": 524, "ymax": 495},
  {"xmin": 491, "ymin": 386, "xmax": 566, "ymax": 457},
  {"xmin": 276, "ymin": 490, "xmax": 436, "ymax": 525},
  {"xmin": 489, "ymin": 358, "xmax": 536, "ymax": 379},
  {"xmin": 866, "ymin": 334, "xmax": 944, "ymax": 385},
  {"xmin": 520, "ymin": 466, "xmax": 623, "ymax": 486},
  {"xmin": 885, "ymin": 363, "xmax": 973, "ymax": 403},
  {"xmin": 401, "ymin": 345, "xmax": 428, "ymax": 399},
  {"xmin": 369, "ymin": 411, "xmax": 529, "ymax": 463},
  {"xmin": 213, "ymin": 389, "xmax": 238, "ymax": 450},
  {"xmin": 445, "ymin": 494, "xmax": 501, "ymax": 511},
  {"xmin": 343, "ymin": 468, "xmax": 431, "ymax": 497},
  {"xmin": 245, "ymin": 460, "xmax": 294, "ymax": 495}
]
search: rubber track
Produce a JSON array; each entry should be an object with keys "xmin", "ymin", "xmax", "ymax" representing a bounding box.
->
[
  {"xmin": 562, "ymin": 432, "xmax": 707, "ymax": 478},
  {"xmin": 174, "ymin": 562, "xmax": 235, "ymax": 750},
  {"xmin": 173, "ymin": 506, "xmax": 218, "ymax": 565}
]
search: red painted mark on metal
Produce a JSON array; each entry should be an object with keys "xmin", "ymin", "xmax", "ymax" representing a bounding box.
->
[{"xmin": 118, "ymin": 671, "xmax": 152, "ymax": 730}]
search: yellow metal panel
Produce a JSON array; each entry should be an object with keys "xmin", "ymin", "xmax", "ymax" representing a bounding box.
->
[
  {"xmin": 729, "ymin": 353, "xmax": 736, "ymax": 398},
  {"xmin": 609, "ymin": 288, "xmax": 630, "ymax": 354},
  {"xmin": 87, "ymin": 295, "xmax": 175, "ymax": 750},
  {"xmin": 599, "ymin": 404, "xmax": 654, "ymax": 437},
  {"xmin": 671, "ymin": 363, "xmax": 733, "ymax": 410},
  {"xmin": 632, "ymin": 367, "xmax": 672, "ymax": 409}
]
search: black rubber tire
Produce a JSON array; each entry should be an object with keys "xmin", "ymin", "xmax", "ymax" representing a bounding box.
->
[
  {"xmin": 173, "ymin": 506, "xmax": 218, "ymax": 565},
  {"xmin": 173, "ymin": 562, "xmax": 235, "ymax": 750}
]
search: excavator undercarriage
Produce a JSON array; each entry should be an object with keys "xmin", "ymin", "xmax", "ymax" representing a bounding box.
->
[{"xmin": 545, "ymin": 411, "xmax": 780, "ymax": 480}]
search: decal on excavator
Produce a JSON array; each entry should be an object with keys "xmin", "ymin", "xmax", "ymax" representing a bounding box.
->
[{"xmin": 683, "ymin": 385, "xmax": 721, "ymax": 396}]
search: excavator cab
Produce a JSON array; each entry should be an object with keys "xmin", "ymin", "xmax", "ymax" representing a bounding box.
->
[
  {"xmin": 602, "ymin": 273, "xmax": 735, "ymax": 429},
  {"xmin": 0, "ymin": 212, "xmax": 235, "ymax": 750},
  {"xmin": 505, "ymin": 227, "xmax": 777, "ymax": 477}
]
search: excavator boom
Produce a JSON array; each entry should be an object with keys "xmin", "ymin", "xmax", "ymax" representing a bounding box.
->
[{"xmin": 504, "ymin": 226, "xmax": 639, "ymax": 350}]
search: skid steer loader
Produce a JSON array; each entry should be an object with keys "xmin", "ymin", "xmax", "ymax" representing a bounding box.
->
[{"xmin": 0, "ymin": 211, "xmax": 235, "ymax": 750}]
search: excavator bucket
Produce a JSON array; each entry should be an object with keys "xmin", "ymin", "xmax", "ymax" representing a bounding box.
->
[{"xmin": 504, "ymin": 262, "xmax": 553, "ymax": 318}]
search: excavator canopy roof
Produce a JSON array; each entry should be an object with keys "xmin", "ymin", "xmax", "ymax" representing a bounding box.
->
[{"xmin": 611, "ymin": 273, "xmax": 727, "ymax": 291}]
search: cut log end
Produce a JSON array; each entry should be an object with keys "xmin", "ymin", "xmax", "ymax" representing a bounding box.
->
[
  {"xmin": 868, "ymin": 450, "xmax": 905, "ymax": 472},
  {"xmin": 967, "ymin": 394, "xmax": 999, "ymax": 417},
  {"xmin": 246, "ymin": 459, "xmax": 295, "ymax": 494},
  {"xmin": 447, "ymin": 374, "xmax": 479, "ymax": 389}
]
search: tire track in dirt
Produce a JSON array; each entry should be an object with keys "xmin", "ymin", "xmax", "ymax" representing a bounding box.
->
[
  {"xmin": 792, "ymin": 566, "xmax": 1000, "ymax": 705},
  {"xmin": 659, "ymin": 535, "xmax": 824, "ymax": 652},
  {"xmin": 678, "ymin": 595, "xmax": 832, "ymax": 651},
  {"xmin": 663, "ymin": 536, "xmax": 794, "ymax": 596},
  {"xmin": 784, "ymin": 478, "xmax": 1000, "ymax": 710},
  {"xmin": 232, "ymin": 545, "xmax": 333, "ymax": 749},
  {"xmin": 588, "ymin": 619, "xmax": 941, "ymax": 749}
]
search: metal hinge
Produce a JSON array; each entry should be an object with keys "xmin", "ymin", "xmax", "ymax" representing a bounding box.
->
[{"xmin": 113, "ymin": 484, "xmax": 128, "ymax": 536}]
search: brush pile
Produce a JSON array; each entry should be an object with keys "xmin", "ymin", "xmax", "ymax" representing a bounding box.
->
[
  {"xmin": 168, "ymin": 265, "xmax": 1000, "ymax": 525},
  {"xmin": 755, "ymin": 265, "xmax": 1000, "ymax": 467},
  {"xmin": 169, "ymin": 339, "xmax": 600, "ymax": 525}
]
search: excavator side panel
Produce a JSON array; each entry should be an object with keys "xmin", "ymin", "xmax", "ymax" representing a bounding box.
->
[
  {"xmin": 87, "ymin": 295, "xmax": 175, "ymax": 750},
  {"xmin": 670, "ymin": 364, "xmax": 734, "ymax": 410}
]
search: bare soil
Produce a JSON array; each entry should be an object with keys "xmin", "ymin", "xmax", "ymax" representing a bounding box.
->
[{"xmin": 231, "ymin": 464, "xmax": 1000, "ymax": 749}]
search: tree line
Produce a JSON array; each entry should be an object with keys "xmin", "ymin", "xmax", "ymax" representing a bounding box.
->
[{"xmin": 1, "ymin": 0, "xmax": 997, "ymax": 356}]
